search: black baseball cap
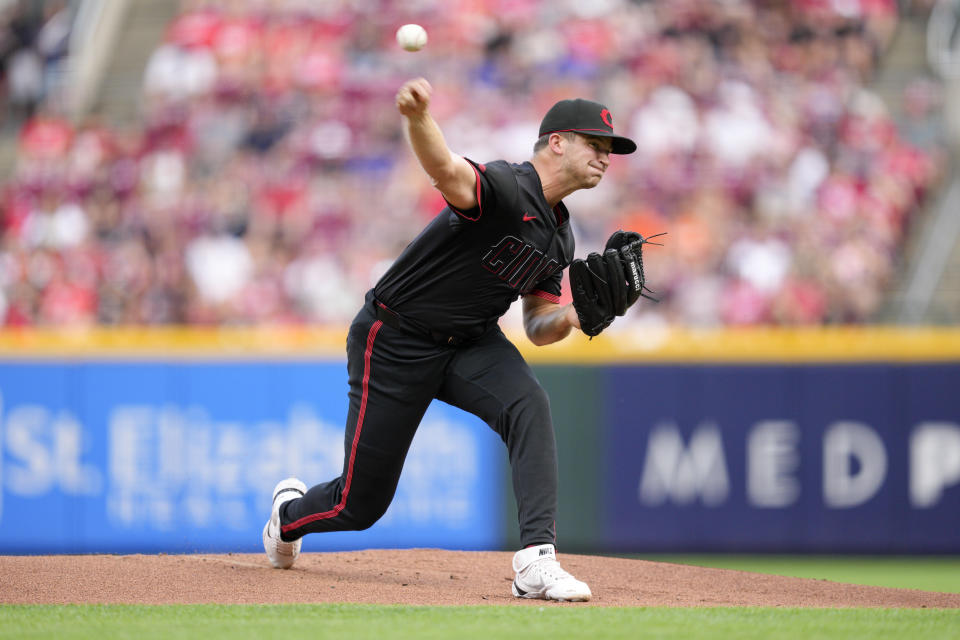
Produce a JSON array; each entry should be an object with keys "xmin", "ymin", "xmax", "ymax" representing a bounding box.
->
[{"xmin": 539, "ymin": 98, "xmax": 637, "ymax": 155}]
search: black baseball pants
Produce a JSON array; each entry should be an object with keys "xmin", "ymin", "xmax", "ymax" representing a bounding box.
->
[{"xmin": 280, "ymin": 293, "xmax": 558, "ymax": 548}]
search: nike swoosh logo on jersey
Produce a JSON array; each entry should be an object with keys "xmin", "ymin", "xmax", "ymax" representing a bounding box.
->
[{"xmin": 522, "ymin": 213, "xmax": 536, "ymax": 222}]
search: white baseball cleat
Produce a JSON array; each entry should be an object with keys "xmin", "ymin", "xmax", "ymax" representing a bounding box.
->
[
  {"xmin": 262, "ymin": 477, "xmax": 307, "ymax": 569},
  {"xmin": 511, "ymin": 543, "xmax": 592, "ymax": 602}
]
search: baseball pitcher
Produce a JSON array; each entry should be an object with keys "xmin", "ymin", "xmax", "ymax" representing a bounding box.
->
[{"xmin": 263, "ymin": 77, "xmax": 658, "ymax": 602}]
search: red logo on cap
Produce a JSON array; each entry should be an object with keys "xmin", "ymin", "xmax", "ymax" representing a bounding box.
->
[{"xmin": 600, "ymin": 108, "xmax": 613, "ymax": 129}]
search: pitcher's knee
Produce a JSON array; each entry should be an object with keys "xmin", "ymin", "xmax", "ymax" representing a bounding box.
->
[
  {"xmin": 350, "ymin": 513, "xmax": 381, "ymax": 531},
  {"xmin": 340, "ymin": 499, "xmax": 391, "ymax": 531},
  {"xmin": 495, "ymin": 383, "xmax": 552, "ymax": 438},
  {"xmin": 513, "ymin": 383, "xmax": 550, "ymax": 415}
]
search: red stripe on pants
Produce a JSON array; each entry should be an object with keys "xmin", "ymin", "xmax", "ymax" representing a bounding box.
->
[{"xmin": 282, "ymin": 320, "xmax": 382, "ymax": 533}]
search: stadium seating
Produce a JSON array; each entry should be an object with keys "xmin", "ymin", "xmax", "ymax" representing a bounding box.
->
[{"xmin": 0, "ymin": 0, "xmax": 946, "ymax": 327}]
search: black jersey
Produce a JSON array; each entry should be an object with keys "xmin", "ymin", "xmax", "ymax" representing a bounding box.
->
[{"xmin": 373, "ymin": 159, "xmax": 575, "ymax": 340}]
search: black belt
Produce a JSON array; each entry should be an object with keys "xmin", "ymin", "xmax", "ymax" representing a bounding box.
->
[{"xmin": 374, "ymin": 301, "xmax": 465, "ymax": 346}]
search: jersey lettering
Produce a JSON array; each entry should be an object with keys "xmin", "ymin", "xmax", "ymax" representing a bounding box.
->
[
  {"xmin": 519, "ymin": 258, "xmax": 560, "ymax": 294},
  {"xmin": 482, "ymin": 235, "xmax": 560, "ymax": 294},
  {"xmin": 507, "ymin": 248, "xmax": 543, "ymax": 288},
  {"xmin": 501, "ymin": 245, "xmax": 533, "ymax": 280},
  {"xmin": 481, "ymin": 236, "xmax": 523, "ymax": 275}
]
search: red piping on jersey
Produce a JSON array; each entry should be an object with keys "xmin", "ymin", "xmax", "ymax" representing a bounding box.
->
[
  {"xmin": 283, "ymin": 320, "xmax": 382, "ymax": 533},
  {"xmin": 446, "ymin": 162, "xmax": 483, "ymax": 221},
  {"xmin": 527, "ymin": 290, "xmax": 560, "ymax": 304}
]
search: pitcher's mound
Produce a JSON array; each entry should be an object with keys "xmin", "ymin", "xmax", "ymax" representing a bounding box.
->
[{"xmin": 2, "ymin": 549, "xmax": 959, "ymax": 608}]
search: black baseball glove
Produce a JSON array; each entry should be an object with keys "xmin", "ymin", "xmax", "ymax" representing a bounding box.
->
[{"xmin": 569, "ymin": 230, "xmax": 665, "ymax": 337}]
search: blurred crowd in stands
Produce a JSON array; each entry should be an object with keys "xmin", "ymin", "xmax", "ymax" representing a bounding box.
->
[
  {"xmin": 0, "ymin": 0, "xmax": 70, "ymax": 123},
  {"xmin": 0, "ymin": 0, "xmax": 950, "ymax": 328}
]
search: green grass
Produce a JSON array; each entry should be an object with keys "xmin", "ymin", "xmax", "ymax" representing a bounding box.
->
[
  {"xmin": 0, "ymin": 604, "xmax": 958, "ymax": 640},
  {"xmin": 637, "ymin": 555, "xmax": 960, "ymax": 594}
]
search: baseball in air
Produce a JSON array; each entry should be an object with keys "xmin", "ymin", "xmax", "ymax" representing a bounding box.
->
[{"xmin": 396, "ymin": 23, "xmax": 428, "ymax": 52}]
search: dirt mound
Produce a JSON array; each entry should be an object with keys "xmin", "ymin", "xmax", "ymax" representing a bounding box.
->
[{"xmin": 2, "ymin": 549, "xmax": 958, "ymax": 608}]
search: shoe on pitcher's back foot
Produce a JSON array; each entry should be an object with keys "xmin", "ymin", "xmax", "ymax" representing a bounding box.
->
[
  {"xmin": 262, "ymin": 477, "xmax": 307, "ymax": 569},
  {"xmin": 511, "ymin": 543, "xmax": 592, "ymax": 602}
]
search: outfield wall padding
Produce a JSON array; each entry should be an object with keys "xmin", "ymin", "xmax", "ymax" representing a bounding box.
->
[{"xmin": 1, "ymin": 327, "xmax": 959, "ymax": 553}]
